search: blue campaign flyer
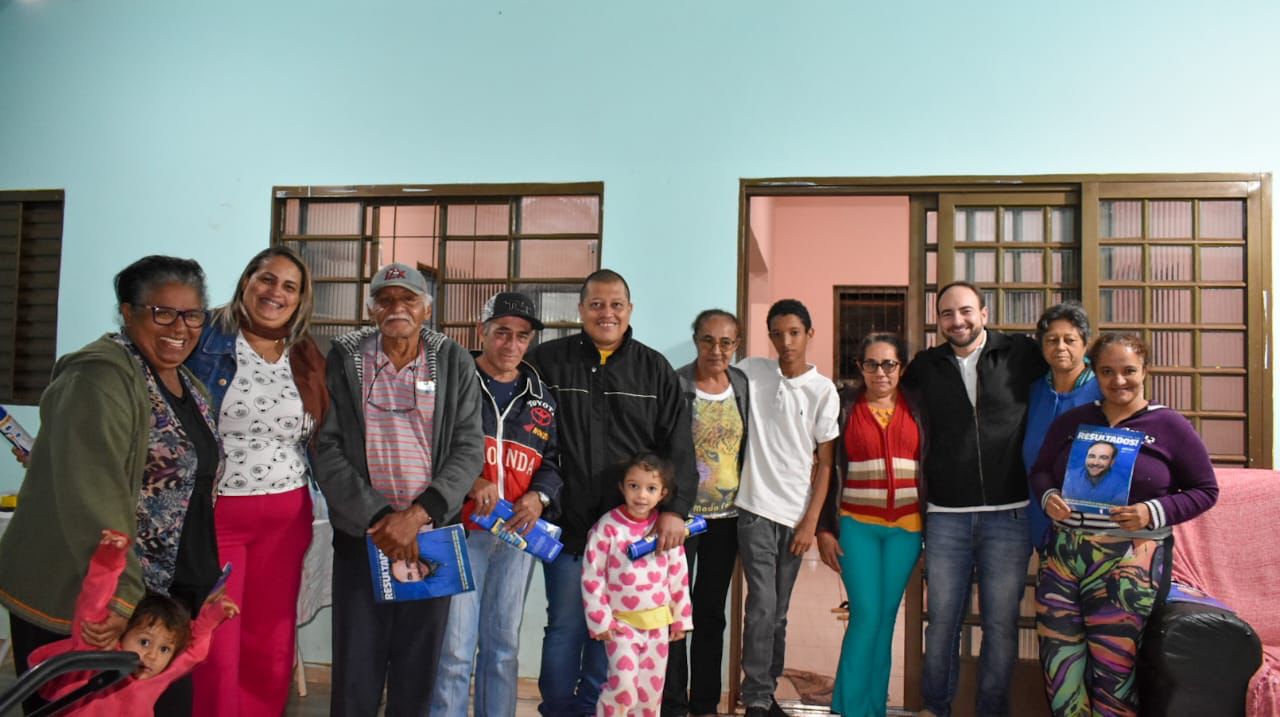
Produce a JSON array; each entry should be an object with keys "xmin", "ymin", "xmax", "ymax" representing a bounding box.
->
[
  {"xmin": 1062, "ymin": 424, "xmax": 1145, "ymax": 516},
  {"xmin": 367, "ymin": 523, "xmax": 475, "ymax": 603}
]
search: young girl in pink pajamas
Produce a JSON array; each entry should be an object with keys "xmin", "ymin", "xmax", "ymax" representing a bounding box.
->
[{"xmin": 582, "ymin": 453, "xmax": 693, "ymax": 716}]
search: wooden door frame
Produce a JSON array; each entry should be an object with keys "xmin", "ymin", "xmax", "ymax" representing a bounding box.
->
[{"xmin": 732, "ymin": 172, "xmax": 1272, "ymax": 711}]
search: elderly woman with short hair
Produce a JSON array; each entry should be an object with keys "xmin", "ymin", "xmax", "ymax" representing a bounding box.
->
[
  {"xmin": 1022, "ymin": 301, "xmax": 1102, "ymax": 552},
  {"xmin": 0, "ymin": 255, "xmax": 222, "ymax": 716}
]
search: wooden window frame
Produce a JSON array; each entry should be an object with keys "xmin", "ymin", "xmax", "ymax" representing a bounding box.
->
[
  {"xmin": 270, "ymin": 183, "xmax": 604, "ymax": 348},
  {"xmin": 0, "ymin": 189, "xmax": 64, "ymax": 405}
]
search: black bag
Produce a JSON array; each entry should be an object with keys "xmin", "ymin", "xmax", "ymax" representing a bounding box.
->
[{"xmin": 1137, "ymin": 599, "xmax": 1262, "ymax": 717}]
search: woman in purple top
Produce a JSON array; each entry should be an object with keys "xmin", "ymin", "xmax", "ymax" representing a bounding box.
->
[{"xmin": 1029, "ymin": 333, "xmax": 1218, "ymax": 717}]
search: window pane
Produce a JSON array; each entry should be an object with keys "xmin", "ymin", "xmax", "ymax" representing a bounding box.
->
[
  {"xmin": 290, "ymin": 240, "xmax": 362, "ymax": 278},
  {"xmin": 956, "ymin": 250, "xmax": 996, "ymax": 282},
  {"xmin": 1051, "ymin": 289, "xmax": 1080, "ymax": 305},
  {"xmin": 381, "ymin": 236, "xmax": 439, "ymax": 276},
  {"xmin": 309, "ymin": 323, "xmax": 351, "ymax": 341},
  {"xmin": 956, "ymin": 209, "xmax": 996, "ymax": 243},
  {"xmin": 1149, "ymin": 200, "xmax": 1192, "ymax": 239},
  {"xmin": 520, "ymin": 196, "xmax": 600, "ymax": 235},
  {"xmin": 925, "ymin": 290, "xmax": 937, "ymax": 324},
  {"xmin": 387, "ymin": 205, "xmax": 438, "ymax": 237},
  {"xmin": 445, "ymin": 240, "xmax": 508, "ymax": 279},
  {"xmin": 1200, "ymin": 419, "xmax": 1245, "ymax": 456},
  {"xmin": 1100, "ymin": 288, "xmax": 1142, "ymax": 323},
  {"xmin": 1050, "ymin": 207, "xmax": 1076, "ymax": 243},
  {"xmin": 1003, "ymin": 250, "xmax": 1043, "ymax": 283},
  {"xmin": 926, "ymin": 211, "xmax": 937, "ymax": 245},
  {"xmin": 513, "ymin": 283, "xmax": 583, "ymax": 325},
  {"xmin": 1152, "ymin": 288, "xmax": 1191, "ymax": 324},
  {"xmin": 1003, "ymin": 291, "xmax": 1043, "ymax": 325},
  {"xmin": 443, "ymin": 281, "xmax": 506, "ymax": 324},
  {"xmin": 1100, "ymin": 246, "xmax": 1143, "ymax": 281},
  {"xmin": 926, "ymin": 251, "xmax": 937, "ymax": 284},
  {"xmin": 1201, "ymin": 288, "xmax": 1243, "ymax": 324},
  {"xmin": 1099, "ymin": 200, "xmax": 1141, "ymax": 238},
  {"xmin": 1150, "ymin": 331, "xmax": 1192, "ymax": 367},
  {"xmin": 283, "ymin": 199, "xmax": 301, "ymax": 235},
  {"xmin": 1149, "ymin": 245, "xmax": 1192, "ymax": 281},
  {"xmin": 447, "ymin": 203, "xmax": 510, "ymax": 236},
  {"xmin": 313, "ymin": 282, "xmax": 358, "ymax": 321},
  {"xmin": 1201, "ymin": 331, "xmax": 1244, "ymax": 368},
  {"xmin": 303, "ymin": 202, "xmax": 362, "ymax": 236},
  {"xmin": 517, "ymin": 239, "xmax": 600, "ymax": 279},
  {"xmin": 445, "ymin": 327, "xmax": 480, "ymax": 350},
  {"xmin": 982, "ymin": 290, "xmax": 997, "ymax": 323},
  {"xmin": 1200, "ymin": 200, "xmax": 1244, "ymax": 239},
  {"xmin": 1151, "ymin": 374, "xmax": 1192, "ymax": 411},
  {"xmin": 1050, "ymin": 250, "xmax": 1078, "ymax": 283},
  {"xmin": 1200, "ymin": 246, "xmax": 1244, "ymax": 282},
  {"xmin": 1201, "ymin": 376, "xmax": 1245, "ymax": 412},
  {"xmin": 1003, "ymin": 208, "xmax": 1043, "ymax": 243}
]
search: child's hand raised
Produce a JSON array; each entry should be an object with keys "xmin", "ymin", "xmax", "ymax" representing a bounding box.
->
[
  {"xmin": 99, "ymin": 529, "xmax": 129, "ymax": 550},
  {"xmin": 219, "ymin": 597, "xmax": 240, "ymax": 620}
]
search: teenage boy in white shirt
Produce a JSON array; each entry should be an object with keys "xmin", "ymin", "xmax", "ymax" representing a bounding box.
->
[{"xmin": 733, "ymin": 299, "xmax": 840, "ymax": 717}]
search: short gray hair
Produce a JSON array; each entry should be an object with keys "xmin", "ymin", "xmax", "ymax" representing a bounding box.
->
[
  {"xmin": 1035, "ymin": 301, "xmax": 1091, "ymax": 345},
  {"xmin": 113, "ymin": 255, "xmax": 208, "ymax": 309}
]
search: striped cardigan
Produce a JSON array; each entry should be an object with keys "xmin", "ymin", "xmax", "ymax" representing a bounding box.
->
[{"xmin": 819, "ymin": 387, "xmax": 927, "ymax": 536}]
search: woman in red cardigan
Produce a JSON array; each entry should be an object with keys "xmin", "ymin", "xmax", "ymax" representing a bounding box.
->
[{"xmin": 818, "ymin": 332, "xmax": 924, "ymax": 717}]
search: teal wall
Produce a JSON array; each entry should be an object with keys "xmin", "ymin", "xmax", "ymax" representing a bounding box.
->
[{"xmin": 3, "ymin": 0, "xmax": 1278, "ymax": 673}]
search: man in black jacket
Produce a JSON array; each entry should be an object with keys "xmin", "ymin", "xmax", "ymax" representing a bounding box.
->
[
  {"xmin": 904, "ymin": 281, "xmax": 1046, "ymax": 717},
  {"xmin": 527, "ymin": 269, "xmax": 696, "ymax": 717}
]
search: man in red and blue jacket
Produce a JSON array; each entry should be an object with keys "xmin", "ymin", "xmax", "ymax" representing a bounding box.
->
[{"xmin": 429, "ymin": 291, "xmax": 562, "ymax": 717}]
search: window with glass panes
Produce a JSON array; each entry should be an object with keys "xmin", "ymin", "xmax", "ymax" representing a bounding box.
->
[
  {"xmin": 926, "ymin": 192, "xmax": 1080, "ymax": 346},
  {"xmin": 1090, "ymin": 191, "xmax": 1253, "ymax": 465},
  {"xmin": 271, "ymin": 185, "xmax": 602, "ymax": 350}
]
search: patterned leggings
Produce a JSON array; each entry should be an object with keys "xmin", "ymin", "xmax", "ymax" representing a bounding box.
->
[{"xmin": 1035, "ymin": 528, "xmax": 1166, "ymax": 717}]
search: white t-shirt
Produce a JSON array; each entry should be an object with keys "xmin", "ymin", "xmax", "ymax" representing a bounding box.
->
[
  {"xmin": 733, "ymin": 356, "xmax": 841, "ymax": 528},
  {"xmin": 218, "ymin": 333, "xmax": 311, "ymax": 496}
]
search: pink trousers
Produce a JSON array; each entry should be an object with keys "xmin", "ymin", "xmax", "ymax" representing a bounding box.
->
[{"xmin": 192, "ymin": 486, "xmax": 313, "ymax": 717}]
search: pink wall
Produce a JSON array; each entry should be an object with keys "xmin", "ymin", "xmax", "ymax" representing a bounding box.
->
[{"xmin": 745, "ymin": 196, "xmax": 910, "ymax": 377}]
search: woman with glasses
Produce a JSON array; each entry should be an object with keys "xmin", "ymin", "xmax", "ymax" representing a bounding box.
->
[
  {"xmin": 1021, "ymin": 301, "xmax": 1102, "ymax": 554},
  {"xmin": 184, "ymin": 246, "xmax": 328, "ymax": 717},
  {"xmin": 662, "ymin": 309, "xmax": 749, "ymax": 717},
  {"xmin": 0, "ymin": 255, "xmax": 222, "ymax": 716},
  {"xmin": 817, "ymin": 332, "xmax": 923, "ymax": 717}
]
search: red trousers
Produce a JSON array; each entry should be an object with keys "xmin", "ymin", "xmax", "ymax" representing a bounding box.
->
[{"xmin": 192, "ymin": 487, "xmax": 313, "ymax": 717}]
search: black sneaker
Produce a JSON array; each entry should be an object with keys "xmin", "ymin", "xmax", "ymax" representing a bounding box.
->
[{"xmin": 768, "ymin": 698, "xmax": 790, "ymax": 717}]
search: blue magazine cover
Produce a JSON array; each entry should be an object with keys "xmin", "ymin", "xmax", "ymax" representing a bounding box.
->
[
  {"xmin": 1062, "ymin": 424, "xmax": 1145, "ymax": 516},
  {"xmin": 367, "ymin": 523, "xmax": 476, "ymax": 603}
]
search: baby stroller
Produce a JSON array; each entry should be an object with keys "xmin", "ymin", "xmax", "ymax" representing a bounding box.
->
[{"xmin": 0, "ymin": 651, "xmax": 139, "ymax": 716}]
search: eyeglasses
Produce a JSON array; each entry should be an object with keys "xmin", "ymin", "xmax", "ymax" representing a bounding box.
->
[
  {"xmin": 365, "ymin": 362, "xmax": 420, "ymax": 413},
  {"xmin": 696, "ymin": 336, "xmax": 740, "ymax": 352},
  {"xmin": 859, "ymin": 359, "xmax": 901, "ymax": 374},
  {"xmin": 140, "ymin": 305, "xmax": 206, "ymax": 328}
]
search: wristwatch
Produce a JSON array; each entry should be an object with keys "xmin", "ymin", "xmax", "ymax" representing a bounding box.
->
[{"xmin": 536, "ymin": 491, "xmax": 551, "ymax": 508}]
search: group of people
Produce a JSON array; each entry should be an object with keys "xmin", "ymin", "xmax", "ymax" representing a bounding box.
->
[{"xmin": 0, "ymin": 245, "xmax": 1217, "ymax": 717}]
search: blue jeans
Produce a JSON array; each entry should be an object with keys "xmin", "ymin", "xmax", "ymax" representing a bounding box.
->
[
  {"xmin": 922, "ymin": 508, "xmax": 1031, "ymax": 717},
  {"xmin": 430, "ymin": 529, "xmax": 536, "ymax": 717},
  {"xmin": 538, "ymin": 551, "xmax": 608, "ymax": 716}
]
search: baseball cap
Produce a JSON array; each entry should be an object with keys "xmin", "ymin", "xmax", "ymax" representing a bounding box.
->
[
  {"xmin": 370, "ymin": 262, "xmax": 428, "ymax": 296},
  {"xmin": 481, "ymin": 291, "xmax": 544, "ymax": 330}
]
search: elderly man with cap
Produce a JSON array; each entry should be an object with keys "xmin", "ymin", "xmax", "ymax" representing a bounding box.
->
[
  {"xmin": 430, "ymin": 291, "xmax": 563, "ymax": 717},
  {"xmin": 314, "ymin": 262, "xmax": 483, "ymax": 717}
]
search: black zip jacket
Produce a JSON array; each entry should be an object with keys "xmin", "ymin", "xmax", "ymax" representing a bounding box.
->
[
  {"xmin": 903, "ymin": 330, "xmax": 1045, "ymax": 508},
  {"xmin": 527, "ymin": 328, "xmax": 696, "ymax": 555}
]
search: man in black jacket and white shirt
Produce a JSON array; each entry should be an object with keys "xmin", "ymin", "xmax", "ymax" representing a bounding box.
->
[
  {"xmin": 904, "ymin": 281, "xmax": 1045, "ymax": 717},
  {"xmin": 527, "ymin": 269, "xmax": 696, "ymax": 717}
]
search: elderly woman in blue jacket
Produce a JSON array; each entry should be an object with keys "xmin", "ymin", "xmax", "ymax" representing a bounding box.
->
[{"xmin": 1021, "ymin": 301, "xmax": 1102, "ymax": 553}]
